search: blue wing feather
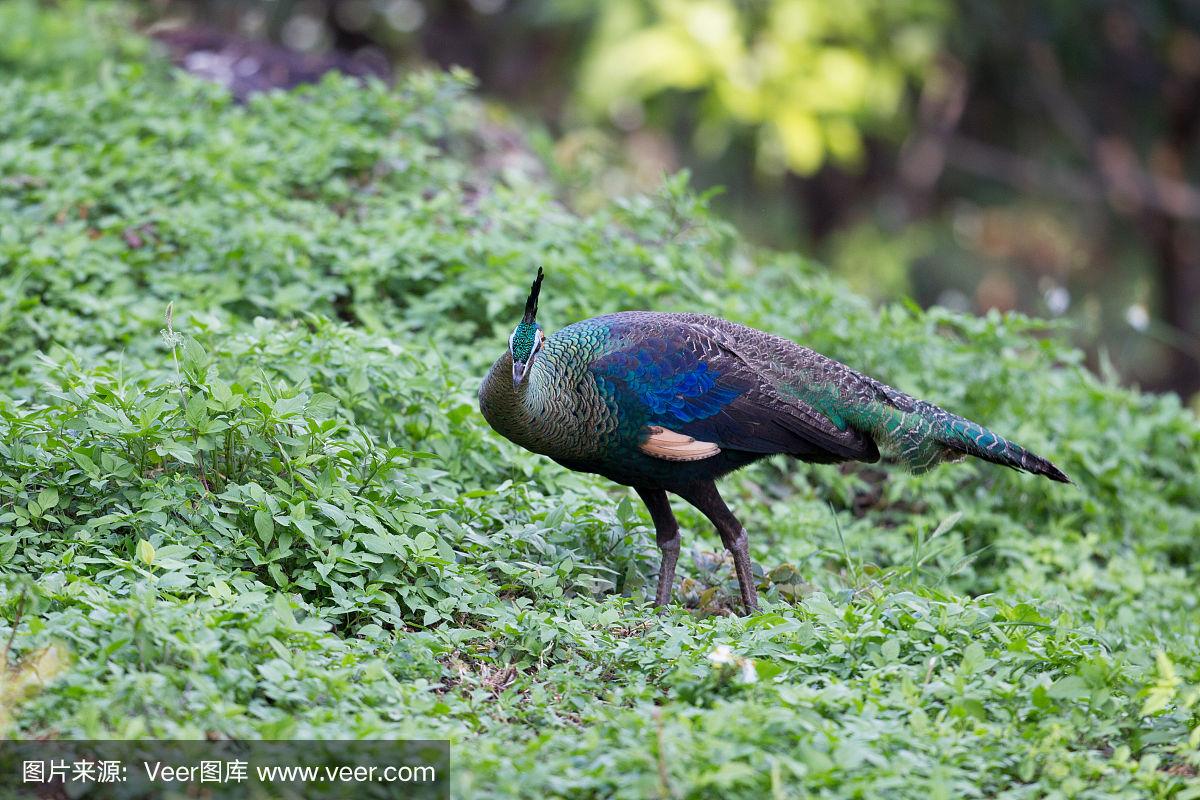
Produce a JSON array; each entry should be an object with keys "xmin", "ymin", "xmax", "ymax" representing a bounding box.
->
[
  {"xmin": 589, "ymin": 318, "xmax": 878, "ymax": 462},
  {"xmin": 591, "ymin": 338, "xmax": 742, "ymax": 429}
]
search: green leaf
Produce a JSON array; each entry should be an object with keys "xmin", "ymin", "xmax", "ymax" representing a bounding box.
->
[
  {"xmin": 185, "ymin": 392, "xmax": 208, "ymax": 428},
  {"xmin": 1048, "ymin": 675, "xmax": 1091, "ymax": 702},
  {"xmin": 272, "ymin": 395, "xmax": 308, "ymax": 419},
  {"xmin": 254, "ymin": 509, "xmax": 275, "ymax": 546},
  {"xmin": 881, "ymin": 638, "xmax": 901, "ymax": 661},
  {"xmin": 71, "ymin": 450, "xmax": 99, "ymax": 476},
  {"xmin": 180, "ymin": 337, "xmax": 207, "ymax": 371},
  {"xmin": 413, "ymin": 531, "xmax": 436, "ymax": 554},
  {"xmin": 305, "ymin": 392, "xmax": 338, "ymax": 418},
  {"xmin": 272, "ymin": 593, "xmax": 294, "ymax": 623},
  {"xmin": 959, "ymin": 642, "xmax": 987, "ymax": 674},
  {"xmin": 268, "ymin": 564, "xmax": 288, "ymax": 588},
  {"xmin": 210, "ymin": 376, "xmax": 233, "ymax": 404},
  {"xmin": 207, "ymin": 580, "xmax": 233, "ymax": 601},
  {"xmin": 931, "ymin": 511, "xmax": 964, "ymax": 539},
  {"xmin": 36, "ymin": 488, "xmax": 59, "ymax": 510},
  {"xmin": 158, "ymin": 441, "xmax": 196, "ymax": 465}
]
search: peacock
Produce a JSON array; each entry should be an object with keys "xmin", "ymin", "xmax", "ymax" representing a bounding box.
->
[{"xmin": 479, "ymin": 269, "xmax": 1070, "ymax": 612}]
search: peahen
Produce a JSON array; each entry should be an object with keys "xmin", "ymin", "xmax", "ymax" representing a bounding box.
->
[{"xmin": 479, "ymin": 269, "xmax": 1070, "ymax": 612}]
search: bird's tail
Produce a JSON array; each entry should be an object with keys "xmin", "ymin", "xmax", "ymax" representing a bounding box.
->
[
  {"xmin": 929, "ymin": 402, "xmax": 1071, "ymax": 483},
  {"xmin": 846, "ymin": 395, "xmax": 1072, "ymax": 484}
]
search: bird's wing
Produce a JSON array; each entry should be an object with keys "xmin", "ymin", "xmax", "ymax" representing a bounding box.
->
[{"xmin": 589, "ymin": 318, "xmax": 879, "ymax": 463}]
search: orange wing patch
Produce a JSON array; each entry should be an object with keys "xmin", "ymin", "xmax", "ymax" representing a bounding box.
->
[{"xmin": 639, "ymin": 426, "xmax": 721, "ymax": 462}]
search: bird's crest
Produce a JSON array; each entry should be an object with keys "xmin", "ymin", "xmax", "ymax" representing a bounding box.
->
[
  {"xmin": 510, "ymin": 268, "xmax": 546, "ymax": 383},
  {"xmin": 522, "ymin": 267, "xmax": 544, "ymax": 324}
]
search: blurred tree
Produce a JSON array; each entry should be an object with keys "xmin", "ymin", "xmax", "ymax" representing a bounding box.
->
[
  {"xmin": 572, "ymin": 0, "xmax": 946, "ymax": 177},
  {"xmin": 914, "ymin": 1, "xmax": 1200, "ymax": 397}
]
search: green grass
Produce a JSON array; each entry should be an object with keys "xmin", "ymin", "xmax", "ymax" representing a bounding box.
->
[{"xmin": 1, "ymin": 3, "xmax": 1199, "ymax": 797}]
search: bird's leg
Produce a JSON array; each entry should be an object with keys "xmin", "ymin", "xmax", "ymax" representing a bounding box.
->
[
  {"xmin": 635, "ymin": 487, "xmax": 680, "ymax": 607},
  {"xmin": 676, "ymin": 481, "xmax": 759, "ymax": 613}
]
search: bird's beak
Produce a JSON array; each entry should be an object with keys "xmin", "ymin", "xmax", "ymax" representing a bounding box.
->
[{"xmin": 512, "ymin": 361, "xmax": 527, "ymax": 388}]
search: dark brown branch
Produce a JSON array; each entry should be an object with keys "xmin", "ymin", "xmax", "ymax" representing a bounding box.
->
[
  {"xmin": 944, "ymin": 136, "xmax": 1200, "ymax": 219},
  {"xmin": 1027, "ymin": 41, "xmax": 1097, "ymax": 155},
  {"xmin": 898, "ymin": 56, "xmax": 969, "ymax": 201},
  {"xmin": 944, "ymin": 137, "xmax": 1100, "ymax": 202}
]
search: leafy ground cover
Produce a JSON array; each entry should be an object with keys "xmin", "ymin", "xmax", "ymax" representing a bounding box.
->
[{"xmin": 1, "ymin": 3, "xmax": 1199, "ymax": 797}]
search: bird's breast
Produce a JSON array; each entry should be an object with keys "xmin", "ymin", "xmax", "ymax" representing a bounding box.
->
[{"xmin": 479, "ymin": 348, "xmax": 619, "ymax": 464}]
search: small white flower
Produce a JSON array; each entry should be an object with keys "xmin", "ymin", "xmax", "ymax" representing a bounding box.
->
[
  {"xmin": 707, "ymin": 644, "xmax": 735, "ymax": 665},
  {"xmin": 1126, "ymin": 304, "xmax": 1150, "ymax": 331},
  {"xmin": 1044, "ymin": 286, "xmax": 1070, "ymax": 315},
  {"xmin": 739, "ymin": 658, "xmax": 758, "ymax": 684}
]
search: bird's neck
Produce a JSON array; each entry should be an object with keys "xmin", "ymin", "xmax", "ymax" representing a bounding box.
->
[
  {"xmin": 478, "ymin": 340, "xmax": 605, "ymax": 462},
  {"xmin": 479, "ymin": 351, "xmax": 548, "ymax": 445}
]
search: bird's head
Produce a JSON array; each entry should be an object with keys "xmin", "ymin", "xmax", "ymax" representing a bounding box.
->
[{"xmin": 509, "ymin": 267, "xmax": 546, "ymax": 388}]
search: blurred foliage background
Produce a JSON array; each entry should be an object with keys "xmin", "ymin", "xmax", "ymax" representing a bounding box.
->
[{"xmin": 132, "ymin": 0, "xmax": 1200, "ymax": 405}]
